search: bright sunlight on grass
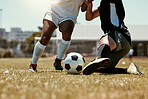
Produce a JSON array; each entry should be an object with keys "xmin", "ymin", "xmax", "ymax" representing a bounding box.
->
[{"xmin": 0, "ymin": 57, "xmax": 148, "ymax": 99}]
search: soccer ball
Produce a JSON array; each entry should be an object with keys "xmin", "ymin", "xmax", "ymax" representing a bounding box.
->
[{"xmin": 63, "ymin": 52, "xmax": 85, "ymax": 74}]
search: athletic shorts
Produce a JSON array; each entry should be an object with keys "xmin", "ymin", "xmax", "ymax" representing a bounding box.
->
[
  {"xmin": 101, "ymin": 30, "xmax": 131, "ymax": 68},
  {"xmin": 43, "ymin": 11, "xmax": 76, "ymax": 27}
]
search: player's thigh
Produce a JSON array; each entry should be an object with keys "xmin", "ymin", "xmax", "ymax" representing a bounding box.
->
[
  {"xmin": 108, "ymin": 37, "xmax": 130, "ymax": 67},
  {"xmin": 59, "ymin": 20, "xmax": 75, "ymax": 40},
  {"xmin": 99, "ymin": 35, "xmax": 117, "ymax": 51},
  {"xmin": 40, "ymin": 19, "xmax": 57, "ymax": 45}
]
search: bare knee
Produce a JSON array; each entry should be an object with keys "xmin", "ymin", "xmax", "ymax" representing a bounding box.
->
[
  {"xmin": 99, "ymin": 35, "xmax": 117, "ymax": 51},
  {"xmin": 62, "ymin": 27, "xmax": 73, "ymax": 40},
  {"xmin": 59, "ymin": 20, "xmax": 74, "ymax": 41},
  {"xmin": 40, "ymin": 35, "xmax": 50, "ymax": 45},
  {"xmin": 62, "ymin": 32, "xmax": 73, "ymax": 41},
  {"xmin": 40, "ymin": 20, "xmax": 57, "ymax": 45}
]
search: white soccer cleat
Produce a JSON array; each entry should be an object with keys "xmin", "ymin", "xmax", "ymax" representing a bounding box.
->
[{"xmin": 127, "ymin": 63, "xmax": 142, "ymax": 75}]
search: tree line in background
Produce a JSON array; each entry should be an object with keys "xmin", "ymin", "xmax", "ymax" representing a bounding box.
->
[
  {"xmin": 0, "ymin": 36, "xmax": 18, "ymax": 58},
  {"xmin": 21, "ymin": 27, "xmax": 42, "ymax": 57},
  {"xmin": 0, "ymin": 27, "xmax": 42, "ymax": 58}
]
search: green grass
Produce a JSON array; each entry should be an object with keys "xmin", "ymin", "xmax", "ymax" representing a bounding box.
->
[{"xmin": 0, "ymin": 57, "xmax": 148, "ymax": 99}]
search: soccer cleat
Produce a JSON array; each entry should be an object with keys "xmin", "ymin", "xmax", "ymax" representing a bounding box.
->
[
  {"xmin": 29, "ymin": 63, "xmax": 37, "ymax": 72},
  {"xmin": 127, "ymin": 63, "xmax": 142, "ymax": 75},
  {"xmin": 54, "ymin": 60, "xmax": 63, "ymax": 71},
  {"xmin": 83, "ymin": 58, "xmax": 111, "ymax": 75}
]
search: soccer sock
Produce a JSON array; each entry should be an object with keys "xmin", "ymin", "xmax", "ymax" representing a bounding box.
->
[
  {"xmin": 32, "ymin": 41, "xmax": 46, "ymax": 64},
  {"xmin": 55, "ymin": 58, "xmax": 62, "ymax": 65},
  {"xmin": 97, "ymin": 44, "xmax": 111, "ymax": 58},
  {"xmin": 56, "ymin": 39, "xmax": 71, "ymax": 60}
]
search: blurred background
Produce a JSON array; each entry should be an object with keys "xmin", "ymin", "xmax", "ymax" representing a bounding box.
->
[{"xmin": 0, "ymin": 0, "xmax": 148, "ymax": 58}]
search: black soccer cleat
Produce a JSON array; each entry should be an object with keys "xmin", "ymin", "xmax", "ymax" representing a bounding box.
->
[
  {"xmin": 54, "ymin": 60, "xmax": 63, "ymax": 71},
  {"xmin": 29, "ymin": 62, "xmax": 37, "ymax": 72},
  {"xmin": 83, "ymin": 58, "xmax": 111, "ymax": 75}
]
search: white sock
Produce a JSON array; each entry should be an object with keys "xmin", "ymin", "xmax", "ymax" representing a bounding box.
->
[
  {"xmin": 32, "ymin": 41, "xmax": 46, "ymax": 64},
  {"xmin": 57, "ymin": 39, "xmax": 71, "ymax": 59}
]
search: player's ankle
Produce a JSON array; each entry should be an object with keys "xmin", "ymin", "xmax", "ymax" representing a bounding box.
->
[
  {"xmin": 31, "ymin": 61, "xmax": 37, "ymax": 65},
  {"xmin": 55, "ymin": 58, "xmax": 62, "ymax": 64}
]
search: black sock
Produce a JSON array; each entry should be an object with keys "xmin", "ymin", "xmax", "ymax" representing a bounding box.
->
[
  {"xmin": 55, "ymin": 58, "xmax": 61, "ymax": 65},
  {"xmin": 95, "ymin": 68, "xmax": 127, "ymax": 74},
  {"xmin": 97, "ymin": 44, "xmax": 111, "ymax": 58}
]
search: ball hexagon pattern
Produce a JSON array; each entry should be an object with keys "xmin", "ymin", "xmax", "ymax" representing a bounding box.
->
[{"xmin": 63, "ymin": 52, "xmax": 85, "ymax": 74}]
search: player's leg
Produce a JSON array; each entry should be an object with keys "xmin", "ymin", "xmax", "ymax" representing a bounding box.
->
[
  {"xmin": 92, "ymin": 32, "xmax": 130, "ymax": 74},
  {"xmin": 54, "ymin": 20, "xmax": 75, "ymax": 70},
  {"xmin": 107, "ymin": 33, "xmax": 142, "ymax": 74},
  {"xmin": 29, "ymin": 20, "xmax": 57, "ymax": 71},
  {"xmin": 94, "ymin": 47, "xmax": 130, "ymax": 74},
  {"xmin": 97, "ymin": 35, "xmax": 117, "ymax": 58},
  {"xmin": 95, "ymin": 32, "xmax": 142, "ymax": 74},
  {"xmin": 83, "ymin": 35, "xmax": 116, "ymax": 75},
  {"xmin": 40, "ymin": 20, "xmax": 57, "ymax": 45},
  {"xmin": 95, "ymin": 51, "xmax": 142, "ymax": 75},
  {"xmin": 94, "ymin": 67, "xmax": 127, "ymax": 74}
]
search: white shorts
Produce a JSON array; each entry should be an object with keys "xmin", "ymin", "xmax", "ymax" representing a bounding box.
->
[{"xmin": 43, "ymin": 11, "xmax": 76, "ymax": 27}]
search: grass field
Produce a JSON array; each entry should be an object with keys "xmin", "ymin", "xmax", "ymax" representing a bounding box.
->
[{"xmin": 0, "ymin": 57, "xmax": 148, "ymax": 99}]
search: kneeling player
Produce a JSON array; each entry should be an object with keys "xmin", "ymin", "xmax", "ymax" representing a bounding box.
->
[{"xmin": 83, "ymin": 0, "xmax": 142, "ymax": 75}]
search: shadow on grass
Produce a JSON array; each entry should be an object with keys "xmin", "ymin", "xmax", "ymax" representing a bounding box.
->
[{"xmin": 37, "ymin": 70, "xmax": 63, "ymax": 73}]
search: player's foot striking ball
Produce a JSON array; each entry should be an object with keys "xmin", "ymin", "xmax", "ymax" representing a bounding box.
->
[{"xmin": 83, "ymin": 58, "xmax": 111, "ymax": 75}]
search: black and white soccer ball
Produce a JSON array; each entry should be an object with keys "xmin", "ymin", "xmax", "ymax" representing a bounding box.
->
[{"xmin": 63, "ymin": 52, "xmax": 85, "ymax": 74}]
